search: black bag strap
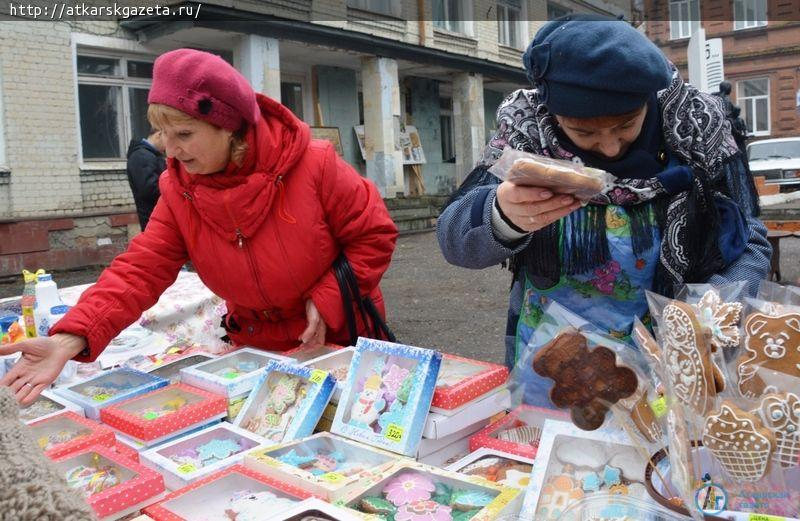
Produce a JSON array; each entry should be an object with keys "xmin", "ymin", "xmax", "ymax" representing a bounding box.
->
[{"xmin": 333, "ymin": 253, "xmax": 396, "ymax": 345}]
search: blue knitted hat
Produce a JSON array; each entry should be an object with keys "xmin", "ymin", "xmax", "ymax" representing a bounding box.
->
[{"xmin": 523, "ymin": 15, "xmax": 673, "ymax": 117}]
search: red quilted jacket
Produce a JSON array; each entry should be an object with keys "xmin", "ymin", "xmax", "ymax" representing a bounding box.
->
[{"xmin": 52, "ymin": 94, "xmax": 398, "ymax": 361}]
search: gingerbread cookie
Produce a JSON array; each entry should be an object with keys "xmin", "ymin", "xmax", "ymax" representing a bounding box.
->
[
  {"xmin": 632, "ymin": 321, "xmax": 661, "ymax": 367},
  {"xmin": 626, "ymin": 389, "xmax": 663, "ymax": 444},
  {"xmin": 702, "ymin": 402, "xmax": 775, "ymax": 482},
  {"xmin": 693, "ymin": 289, "xmax": 743, "ymax": 352},
  {"xmin": 512, "ymin": 157, "xmax": 605, "ymax": 200},
  {"xmin": 661, "ymin": 301, "xmax": 718, "ymax": 415},
  {"xmin": 737, "ymin": 312, "xmax": 800, "ymax": 398},
  {"xmin": 532, "ymin": 330, "xmax": 637, "ymax": 430},
  {"xmin": 757, "ymin": 392, "xmax": 800, "ymax": 469}
]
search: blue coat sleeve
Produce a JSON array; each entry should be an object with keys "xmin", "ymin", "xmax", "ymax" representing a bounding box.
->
[
  {"xmin": 707, "ymin": 158, "xmax": 772, "ymax": 296},
  {"xmin": 436, "ymin": 168, "xmax": 532, "ymax": 270}
]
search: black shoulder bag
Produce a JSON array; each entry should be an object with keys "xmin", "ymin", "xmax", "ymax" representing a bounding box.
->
[{"xmin": 333, "ymin": 253, "xmax": 396, "ymax": 345}]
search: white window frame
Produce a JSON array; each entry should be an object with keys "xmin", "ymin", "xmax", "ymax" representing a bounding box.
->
[
  {"xmin": 734, "ymin": 0, "xmax": 767, "ymax": 30},
  {"xmin": 280, "ymin": 72, "xmax": 313, "ymax": 126},
  {"xmin": 737, "ymin": 77, "xmax": 771, "ymax": 137},
  {"xmin": 0, "ymin": 62, "xmax": 7, "ymax": 170},
  {"xmin": 497, "ymin": 0, "xmax": 526, "ymax": 50},
  {"xmin": 439, "ymin": 95, "xmax": 455, "ymax": 162},
  {"xmin": 347, "ymin": 0, "xmax": 401, "ymax": 17},
  {"xmin": 546, "ymin": 2, "xmax": 571, "ymax": 20},
  {"xmin": 669, "ymin": 0, "xmax": 700, "ymax": 40},
  {"xmin": 433, "ymin": 0, "xmax": 475, "ymax": 36}
]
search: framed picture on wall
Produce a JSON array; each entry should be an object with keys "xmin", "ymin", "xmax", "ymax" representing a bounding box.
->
[
  {"xmin": 401, "ymin": 125, "xmax": 426, "ymax": 165},
  {"xmin": 311, "ymin": 127, "xmax": 344, "ymax": 157}
]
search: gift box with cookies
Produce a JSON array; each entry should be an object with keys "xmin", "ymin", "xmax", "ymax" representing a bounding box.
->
[
  {"xmin": 140, "ymin": 422, "xmax": 265, "ymax": 490},
  {"xmin": 520, "ymin": 418, "xmax": 656, "ymax": 520},
  {"xmin": 446, "ymin": 447, "xmax": 534, "ymax": 489},
  {"xmin": 53, "ymin": 444, "xmax": 165, "ymax": 521},
  {"xmin": 233, "ymin": 360, "xmax": 336, "ymax": 444},
  {"xmin": 52, "ymin": 367, "xmax": 169, "ymax": 420},
  {"xmin": 100, "ymin": 383, "xmax": 227, "ymax": 449},
  {"xmin": 331, "ymin": 337, "xmax": 442, "ymax": 457},
  {"xmin": 430, "ymin": 354, "xmax": 508, "ymax": 413},
  {"xmin": 469, "ymin": 405, "xmax": 568, "ymax": 460},
  {"xmin": 145, "ymin": 353, "xmax": 216, "ymax": 385},
  {"xmin": 271, "ymin": 497, "xmax": 368, "ymax": 521},
  {"xmin": 19, "ymin": 389, "xmax": 84, "ymax": 424},
  {"xmin": 340, "ymin": 461, "xmax": 521, "ymax": 520},
  {"xmin": 488, "ymin": 147, "xmax": 612, "ymax": 201},
  {"xmin": 283, "ymin": 343, "xmax": 345, "ymax": 364},
  {"xmin": 29, "ymin": 411, "xmax": 116, "ymax": 460},
  {"xmin": 142, "ymin": 464, "xmax": 313, "ymax": 521},
  {"xmin": 302, "ymin": 346, "xmax": 355, "ymax": 404},
  {"xmin": 179, "ymin": 347, "xmax": 291, "ymax": 399},
  {"xmin": 243, "ymin": 431, "xmax": 402, "ymax": 501}
]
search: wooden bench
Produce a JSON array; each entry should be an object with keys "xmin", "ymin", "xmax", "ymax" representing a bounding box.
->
[{"xmin": 763, "ymin": 221, "xmax": 800, "ymax": 282}]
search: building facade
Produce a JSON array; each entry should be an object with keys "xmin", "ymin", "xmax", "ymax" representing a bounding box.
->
[
  {"xmin": 644, "ymin": 0, "xmax": 800, "ymax": 140},
  {"xmin": 0, "ymin": 0, "xmax": 629, "ymax": 277}
]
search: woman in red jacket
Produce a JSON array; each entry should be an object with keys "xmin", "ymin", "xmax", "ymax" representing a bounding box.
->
[{"xmin": 1, "ymin": 49, "xmax": 398, "ymax": 404}]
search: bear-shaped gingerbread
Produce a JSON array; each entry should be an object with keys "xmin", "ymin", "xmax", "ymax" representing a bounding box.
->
[{"xmin": 737, "ymin": 312, "xmax": 800, "ymax": 399}]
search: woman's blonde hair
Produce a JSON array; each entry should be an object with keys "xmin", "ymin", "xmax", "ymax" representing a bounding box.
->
[{"xmin": 147, "ymin": 104, "xmax": 249, "ymax": 166}]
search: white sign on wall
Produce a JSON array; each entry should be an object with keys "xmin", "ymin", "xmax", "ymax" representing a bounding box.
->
[{"xmin": 687, "ymin": 28, "xmax": 726, "ymax": 93}]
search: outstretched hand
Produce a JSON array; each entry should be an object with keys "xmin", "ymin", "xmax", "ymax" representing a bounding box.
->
[{"xmin": 0, "ymin": 333, "xmax": 86, "ymax": 405}]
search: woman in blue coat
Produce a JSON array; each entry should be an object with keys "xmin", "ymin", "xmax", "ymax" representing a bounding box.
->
[{"xmin": 437, "ymin": 16, "xmax": 771, "ymax": 404}]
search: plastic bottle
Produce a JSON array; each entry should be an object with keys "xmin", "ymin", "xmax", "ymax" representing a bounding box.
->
[
  {"xmin": 33, "ymin": 272, "xmax": 69, "ymax": 337},
  {"xmin": 20, "ymin": 269, "xmax": 43, "ymax": 338}
]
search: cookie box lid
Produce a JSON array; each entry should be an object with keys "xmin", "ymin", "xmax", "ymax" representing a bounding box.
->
[
  {"xmin": 145, "ymin": 353, "xmax": 216, "ymax": 384},
  {"xmin": 140, "ymin": 422, "xmax": 265, "ymax": 489},
  {"xmin": 431, "ymin": 354, "xmax": 508, "ymax": 412},
  {"xmin": 332, "ymin": 338, "xmax": 442, "ymax": 457},
  {"xmin": 52, "ymin": 367, "xmax": 169, "ymax": 420},
  {"xmin": 243, "ymin": 431, "xmax": 402, "ymax": 501},
  {"xmin": 283, "ymin": 343, "xmax": 346, "ymax": 364},
  {"xmin": 30, "ymin": 411, "xmax": 116, "ymax": 460},
  {"xmin": 178, "ymin": 347, "xmax": 291, "ymax": 397},
  {"xmin": 142, "ymin": 464, "xmax": 314, "ymax": 521},
  {"xmin": 273, "ymin": 497, "xmax": 367, "ymax": 520},
  {"xmin": 445, "ymin": 447, "xmax": 535, "ymax": 489},
  {"xmin": 340, "ymin": 461, "xmax": 521, "ymax": 521},
  {"xmin": 233, "ymin": 360, "xmax": 335, "ymax": 444},
  {"xmin": 100, "ymin": 384, "xmax": 227, "ymax": 442},
  {"xmin": 469, "ymin": 404, "xmax": 569, "ymax": 460},
  {"xmin": 19, "ymin": 389, "xmax": 84, "ymax": 424},
  {"xmin": 53, "ymin": 444, "xmax": 165, "ymax": 520}
]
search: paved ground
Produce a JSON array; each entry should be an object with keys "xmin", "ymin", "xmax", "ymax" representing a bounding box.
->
[{"xmin": 1, "ymin": 230, "xmax": 798, "ymax": 366}]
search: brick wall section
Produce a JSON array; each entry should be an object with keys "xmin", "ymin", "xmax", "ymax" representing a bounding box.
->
[
  {"xmin": 644, "ymin": 2, "xmax": 800, "ymax": 139},
  {"xmin": 80, "ymin": 170, "xmax": 135, "ymax": 212},
  {"xmin": 0, "ymin": 22, "xmax": 83, "ymax": 217}
]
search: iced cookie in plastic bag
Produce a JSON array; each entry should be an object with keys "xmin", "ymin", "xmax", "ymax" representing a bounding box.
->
[{"xmin": 488, "ymin": 147, "xmax": 611, "ymax": 201}]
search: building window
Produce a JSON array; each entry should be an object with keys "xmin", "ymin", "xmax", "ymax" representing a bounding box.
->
[
  {"xmin": 734, "ymin": 0, "xmax": 767, "ymax": 30},
  {"xmin": 77, "ymin": 53, "xmax": 154, "ymax": 161},
  {"xmin": 281, "ymin": 82, "xmax": 304, "ymax": 121},
  {"xmin": 498, "ymin": 0, "xmax": 523, "ymax": 49},
  {"xmin": 433, "ymin": 0, "xmax": 469, "ymax": 34},
  {"xmin": 737, "ymin": 78, "xmax": 770, "ymax": 136},
  {"xmin": 347, "ymin": 0, "xmax": 401, "ymax": 17},
  {"xmin": 546, "ymin": 2, "xmax": 571, "ymax": 19},
  {"xmin": 669, "ymin": 0, "xmax": 700, "ymax": 39},
  {"xmin": 440, "ymin": 97, "xmax": 455, "ymax": 162}
]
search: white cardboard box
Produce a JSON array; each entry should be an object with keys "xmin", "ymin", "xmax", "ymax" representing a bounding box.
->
[{"xmin": 423, "ymin": 386, "xmax": 509, "ymax": 439}]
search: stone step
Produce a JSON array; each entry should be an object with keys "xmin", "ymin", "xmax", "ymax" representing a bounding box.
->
[
  {"xmin": 390, "ymin": 206, "xmax": 438, "ymax": 220},
  {"xmin": 394, "ymin": 216, "xmax": 438, "ymax": 234}
]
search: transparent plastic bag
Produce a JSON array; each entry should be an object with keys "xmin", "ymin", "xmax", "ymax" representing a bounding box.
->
[{"xmin": 487, "ymin": 147, "xmax": 613, "ymax": 201}]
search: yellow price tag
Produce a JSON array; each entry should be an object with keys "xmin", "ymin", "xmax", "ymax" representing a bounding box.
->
[
  {"xmin": 92, "ymin": 393, "xmax": 112, "ymax": 402},
  {"xmin": 749, "ymin": 515, "xmax": 785, "ymax": 521},
  {"xmin": 650, "ymin": 396, "xmax": 669, "ymax": 418},
  {"xmin": 177, "ymin": 463, "xmax": 197, "ymax": 474},
  {"xmin": 309, "ymin": 370, "xmax": 328, "ymax": 384},
  {"xmin": 167, "ymin": 347, "xmax": 181, "ymax": 354},
  {"xmin": 320, "ymin": 472, "xmax": 345, "ymax": 483},
  {"xmin": 384, "ymin": 423, "xmax": 404, "ymax": 443}
]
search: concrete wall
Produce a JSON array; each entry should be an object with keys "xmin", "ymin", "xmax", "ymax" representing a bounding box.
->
[
  {"xmin": 484, "ymin": 89, "xmax": 507, "ymax": 143},
  {"xmin": 315, "ymin": 65, "xmax": 361, "ymax": 169}
]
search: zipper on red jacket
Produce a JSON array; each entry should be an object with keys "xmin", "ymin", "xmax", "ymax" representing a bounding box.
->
[{"xmin": 222, "ymin": 190, "xmax": 286, "ymax": 338}]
